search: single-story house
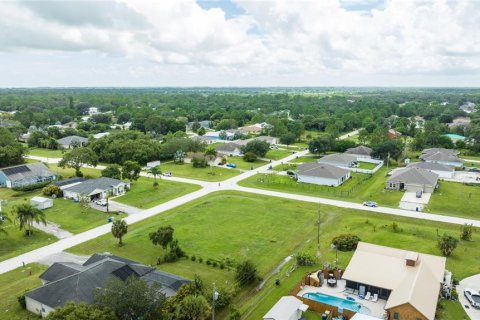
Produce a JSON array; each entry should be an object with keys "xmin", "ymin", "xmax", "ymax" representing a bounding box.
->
[
  {"xmin": 88, "ymin": 107, "xmax": 99, "ymax": 115},
  {"xmin": 448, "ymin": 117, "xmax": 471, "ymax": 129},
  {"xmin": 146, "ymin": 161, "xmax": 161, "ymax": 169},
  {"xmin": 344, "ymin": 146, "xmax": 373, "ymax": 160},
  {"xmin": 57, "ymin": 135, "xmax": 88, "ymax": 149},
  {"xmin": 407, "ymin": 162, "xmax": 454, "ymax": 179},
  {"xmin": 31, "ymin": 196, "xmax": 53, "ymax": 210},
  {"xmin": 54, "ymin": 177, "xmax": 85, "ymax": 190},
  {"xmin": 63, "ymin": 177, "xmax": 130, "ymax": 201},
  {"xmin": 296, "ymin": 163, "xmax": 351, "ymax": 187},
  {"xmin": 419, "ymin": 149, "xmax": 464, "ymax": 167},
  {"xmin": 215, "ymin": 142, "xmax": 243, "ymax": 156},
  {"xmin": 0, "ymin": 162, "xmax": 56, "ymax": 189},
  {"xmin": 239, "ymin": 125, "xmax": 262, "ymax": 135},
  {"xmin": 25, "ymin": 253, "xmax": 190, "ymax": 318},
  {"xmin": 205, "ymin": 131, "xmax": 235, "ymax": 140},
  {"xmin": 318, "ymin": 153, "xmax": 357, "ymax": 168},
  {"xmin": 255, "ymin": 136, "xmax": 278, "ymax": 145},
  {"xmin": 459, "ymin": 101, "xmax": 477, "ymax": 114},
  {"xmin": 263, "ymin": 296, "xmax": 309, "ymax": 320},
  {"xmin": 342, "ymin": 242, "xmax": 446, "ymax": 320},
  {"xmin": 92, "ymin": 132, "xmax": 110, "ymax": 139},
  {"xmin": 191, "ymin": 135, "xmax": 218, "ymax": 145},
  {"xmin": 386, "ymin": 167, "xmax": 439, "ymax": 193},
  {"xmin": 387, "ymin": 129, "xmax": 402, "ymax": 139}
]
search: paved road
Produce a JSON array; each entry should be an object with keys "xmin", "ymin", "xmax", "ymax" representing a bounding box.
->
[
  {"xmin": 4, "ymin": 129, "xmax": 479, "ymax": 276},
  {"xmin": 32, "ymin": 221, "xmax": 73, "ymax": 239}
]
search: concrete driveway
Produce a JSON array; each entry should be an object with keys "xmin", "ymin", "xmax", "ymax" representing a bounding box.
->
[
  {"xmin": 446, "ymin": 172, "xmax": 480, "ymax": 184},
  {"xmin": 458, "ymin": 274, "xmax": 480, "ymax": 320},
  {"xmin": 399, "ymin": 192, "xmax": 431, "ymax": 211}
]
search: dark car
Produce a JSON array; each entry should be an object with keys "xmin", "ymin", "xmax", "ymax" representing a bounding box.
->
[
  {"xmin": 286, "ymin": 171, "xmax": 295, "ymax": 176},
  {"xmin": 469, "ymin": 167, "xmax": 480, "ymax": 172},
  {"xmin": 416, "ymin": 191, "xmax": 423, "ymax": 198}
]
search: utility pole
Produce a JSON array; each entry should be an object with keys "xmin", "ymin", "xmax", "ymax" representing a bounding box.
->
[
  {"xmin": 386, "ymin": 152, "xmax": 390, "ymax": 171},
  {"xmin": 212, "ymin": 283, "xmax": 218, "ymax": 320},
  {"xmin": 317, "ymin": 202, "xmax": 321, "ymax": 246}
]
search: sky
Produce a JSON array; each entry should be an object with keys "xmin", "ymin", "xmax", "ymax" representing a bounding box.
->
[{"xmin": 0, "ymin": 0, "xmax": 479, "ymax": 87}]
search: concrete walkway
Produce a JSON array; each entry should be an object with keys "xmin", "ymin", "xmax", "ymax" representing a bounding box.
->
[
  {"xmin": 458, "ymin": 274, "xmax": 480, "ymax": 320},
  {"xmin": 32, "ymin": 221, "xmax": 73, "ymax": 239}
]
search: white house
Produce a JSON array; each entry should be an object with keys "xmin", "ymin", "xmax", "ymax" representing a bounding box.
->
[
  {"xmin": 296, "ymin": 163, "xmax": 351, "ymax": 187},
  {"xmin": 63, "ymin": 177, "xmax": 130, "ymax": 201},
  {"xmin": 344, "ymin": 146, "xmax": 373, "ymax": 160},
  {"xmin": 420, "ymin": 149, "xmax": 464, "ymax": 167},
  {"xmin": 146, "ymin": 161, "xmax": 161, "ymax": 169},
  {"xmin": 318, "ymin": 153, "xmax": 357, "ymax": 168},
  {"xmin": 30, "ymin": 197, "xmax": 53, "ymax": 210},
  {"xmin": 263, "ymin": 296, "xmax": 308, "ymax": 320},
  {"xmin": 88, "ymin": 107, "xmax": 99, "ymax": 115},
  {"xmin": 407, "ymin": 162, "xmax": 455, "ymax": 179},
  {"xmin": 57, "ymin": 135, "xmax": 88, "ymax": 149},
  {"xmin": 255, "ymin": 136, "xmax": 278, "ymax": 145}
]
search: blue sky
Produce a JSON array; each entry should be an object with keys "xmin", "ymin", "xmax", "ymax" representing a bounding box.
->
[{"xmin": 0, "ymin": 0, "xmax": 478, "ymax": 87}]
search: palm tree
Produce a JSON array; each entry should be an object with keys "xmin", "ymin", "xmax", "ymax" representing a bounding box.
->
[
  {"xmin": 111, "ymin": 219, "xmax": 128, "ymax": 246},
  {"xmin": 13, "ymin": 203, "xmax": 47, "ymax": 236},
  {"xmin": 149, "ymin": 165, "xmax": 162, "ymax": 181},
  {"xmin": 0, "ymin": 212, "xmax": 12, "ymax": 236},
  {"xmin": 204, "ymin": 147, "xmax": 218, "ymax": 175}
]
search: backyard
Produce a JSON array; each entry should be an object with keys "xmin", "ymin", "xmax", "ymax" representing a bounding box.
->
[
  {"xmin": 47, "ymin": 164, "xmax": 102, "ymax": 179},
  {"xmin": 238, "ymin": 167, "xmax": 403, "ymax": 208},
  {"xmin": 159, "ymin": 162, "xmax": 240, "ymax": 181},
  {"xmin": 113, "ymin": 177, "xmax": 201, "ymax": 209},
  {"xmin": 289, "ymin": 155, "xmax": 320, "ymax": 163},
  {"xmin": 224, "ymin": 156, "xmax": 268, "ymax": 170},
  {"xmin": 426, "ymin": 181, "xmax": 480, "ymax": 219}
]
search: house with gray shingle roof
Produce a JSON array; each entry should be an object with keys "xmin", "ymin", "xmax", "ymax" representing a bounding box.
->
[
  {"xmin": 386, "ymin": 167, "xmax": 439, "ymax": 193},
  {"xmin": 318, "ymin": 153, "xmax": 357, "ymax": 168},
  {"xmin": 419, "ymin": 149, "xmax": 464, "ymax": 167},
  {"xmin": 407, "ymin": 162, "xmax": 454, "ymax": 179},
  {"xmin": 25, "ymin": 253, "xmax": 190, "ymax": 317},
  {"xmin": 63, "ymin": 177, "xmax": 130, "ymax": 201},
  {"xmin": 0, "ymin": 162, "xmax": 56, "ymax": 188},
  {"xmin": 57, "ymin": 135, "xmax": 88, "ymax": 149},
  {"xmin": 344, "ymin": 146, "xmax": 373, "ymax": 160},
  {"xmin": 215, "ymin": 142, "xmax": 243, "ymax": 156},
  {"xmin": 296, "ymin": 163, "xmax": 351, "ymax": 187}
]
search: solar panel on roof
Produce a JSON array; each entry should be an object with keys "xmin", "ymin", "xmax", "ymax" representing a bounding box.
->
[{"xmin": 2, "ymin": 165, "xmax": 31, "ymax": 176}]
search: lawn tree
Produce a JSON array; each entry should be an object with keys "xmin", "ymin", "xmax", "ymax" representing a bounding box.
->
[
  {"xmin": 111, "ymin": 219, "xmax": 128, "ymax": 246},
  {"xmin": 235, "ymin": 260, "xmax": 259, "ymax": 287},
  {"xmin": 280, "ymin": 132, "xmax": 297, "ymax": 146},
  {"xmin": 149, "ymin": 225, "xmax": 174, "ymax": 256},
  {"xmin": 204, "ymin": 147, "xmax": 217, "ymax": 175},
  {"xmin": 101, "ymin": 164, "xmax": 122, "ymax": 180},
  {"xmin": 460, "ymin": 224, "xmax": 473, "ymax": 241},
  {"xmin": 121, "ymin": 160, "xmax": 141, "ymax": 182},
  {"xmin": 438, "ymin": 234, "xmax": 458, "ymax": 256},
  {"xmin": 94, "ymin": 276, "xmax": 166, "ymax": 320},
  {"xmin": 197, "ymin": 127, "xmax": 206, "ymax": 136},
  {"xmin": 371, "ymin": 140, "xmax": 404, "ymax": 162},
  {"xmin": 243, "ymin": 152, "xmax": 257, "ymax": 162},
  {"xmin": 0, "ymin": 127, "xmax": 26, "ymax": 167},
  {"xmin": 0, "ymin": 211, "xmax": 12, "ymax": 236},
  {"xmin": 148, "ymin": 165, "xmax": 162, "ymax": 188},
  {"xmin": 59, "ymin": 147, "xmax": 98, "ymax": 177},
  {"xmin": 13, "ymin": 203, "xmax": 47, "ymax": 236},
  {"xmin": 175, "ymin": 295, "xmax": 211, "ymax": 320},
  {"xmin": 308, "ymin": 135, "xmax": 334, "ymax": 154},
  {"xmin": 218, "ymin": 130, "xmax": 228, "ymax": 140},
  {"xmin": 191, "ymin": 121, "xmax": 201, "ymax": 133},
  {"xmin": 46, "ymin": 302, "xmax": 115, "ymax": 320},
  {"xmin": 242, "ymin": 140, "xmax": 270, "ymax": 158},
  {"xmin": 174, "ymin": 150, "xmax": 186, "ymax": 164}
]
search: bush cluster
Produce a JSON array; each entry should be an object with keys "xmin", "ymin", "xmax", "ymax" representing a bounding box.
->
[{"xmin": 331, "ymin": 234, "xmax": 361, "ymax": 251}]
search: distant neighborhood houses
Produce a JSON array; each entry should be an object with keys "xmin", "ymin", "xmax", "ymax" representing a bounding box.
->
[
  {"xmin": 0, "ymin": 162, "xmax": 56, "ymax": 189},
  {"xmin": 459, "ymin": 101, "xmax": 477, "ymax": 114},
  {"xmin": 25, "ymin": 253, "xmax": 190, "ymax": 318},
  {"xmin": 344, "ymin": 146, "xmax": 373, "ymax": 160},
  {"xmin": 57, "ymin": 135, "xmax": 88, "ymax": 149},
  {"xmin": 419, "ymin": 148, "xmax": 464, "ymax": 167}
]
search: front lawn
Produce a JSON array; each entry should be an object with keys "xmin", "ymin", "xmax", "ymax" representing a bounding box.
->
[
  {"xmin": 159, "ymin": 162, "xmax": 240, "ymax": 181},
  {"xmin": 28, "ymin": 148, "xmax": 64, "ymax": 158},
  {"xmin": 47, "ymin": 164, "xmax": 102, "ymax": 179},
  {"xmin": 0, "ymin": 263, "xmax": 46, "ymax": 320},
  {"xmin": 426, "ymin": 181, "xmax": 480, "ymax": 219},
  {"xmin": 290, "ymin": 155, "xmax": 320, "ymax": 163},
  {"xmin": 224, "ymin": 156, "xmax": 268, "ymax": 170},
  {"xmin": 114, "ymin": 177, "xmax": 201, "ymax": 209},
  {"xmin": 265, "ymin": 149, "xmax": 294, "ymax": 160},
  {"xmin": 238, "ymin": 167, "xmax": 402, "ymax": 207}
]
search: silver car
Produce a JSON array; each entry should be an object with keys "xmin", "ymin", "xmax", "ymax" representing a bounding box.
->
[{"xmin": 464, "ymin": 288, "xmax": 480, "ymax": 309}]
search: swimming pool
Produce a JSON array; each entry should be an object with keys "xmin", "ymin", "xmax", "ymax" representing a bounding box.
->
[{"xmin": 303, "ymin": 292, "xmax": 372, "ymax": 315}]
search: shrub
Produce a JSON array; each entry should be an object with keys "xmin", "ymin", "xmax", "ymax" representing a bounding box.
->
[
  {"xmin": 17, "ymin": 295, "xmax": 26, "ymax": 309},
  {"xmin": 42, "ymin": 184, "xmax": 63, "ymax": 198},
  {"xmin": 391, "ymin": 222, "xmax": 400, "ymax": 232},
  {"xmin": 191, "ymin": 255, "xmax": 196, "ymax": 262},
  {"xmin": 206, "ymin": 259, "xmax": 212, "ymax": 266},
  {"xmin": 235, "ymin": 260, "xmax": 259, "ymax": 287},
  {"xmin": 438, "ymin": 234, "xmax": 458, "ymax": 256},
  {"xmin": 13, "ymin": 181, "xmax": 51, "ymax": 192},
  {"xmin": 214, "ymin": 287, "xmax": 233, "ymax": 311},
  {"xmin": 198, "ymin": 257, "xmax": 203, "ymax": 263},
  {"xmin": 191, "ymin": 155, "xmax": 208, "ymax": 168},
  {"xmin": 451, "ymin": 287, "xmax": 458, "ymax": 300},
  {"xmin": 243, "ymin": 152, "xmax": 257, "ymax": 162},
  {"xmin": 295, "ymin": 252, "xmax": 317, "ymax": 266},
  {"xmin": 220, "ymin": 262, "xmax": 225, "ymax": 269},
  {"xmin": 331, "ymin": 234, "xmax": 360, "ymax": 251},
  {"xmin": 153, "ymin": 181, "xmax": 159, "ymax": 188},
  {"xmin": 212, "ymin": 261, "xmax": 218, "ymax": 268},
  {"xmin": 460, "ymin": 224, "xmax": 473, "ymax": 241}
]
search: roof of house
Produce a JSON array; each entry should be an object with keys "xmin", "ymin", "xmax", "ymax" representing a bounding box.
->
[
  {"xmin": 191, "ymin": 135, "xmax": 217, "ymax": 142},
  {"xmin": 0, "ymin": 162, "xmax": 55, "ymax": 182},
  {"xmin": 26, "ymin": 253, "xmax": 190, "ymax": 309},
  {"xmin": 318, "ymin": 153, "xmax": 357, "ymax": 166},
  {"xmin": 92, "ymin": 132, "xmax": 110, "ymax": 139},
  {"xmin": 342, "ymin": 242, "xmax": 445, "ymax": 320},
  {"xmin": 255, "ymin": 136, "xmax": 276, "ymax": 144},
  {"xmin": 388, "ymin": 167, "xmax": 439, "ymax": 186},
  {"xmin": 31, "ymin": 196, "xmax": 52, "ymax": 203},
  {"xmin": 54, "ymin": 177, "xmax": 86, "ymax": 187},
  {"xmin": 297, "ymin": 163, "xmax": 349, "ymax": 180},
  {"xmin": 407, "ymin": 162, "xmax": 454, "ymax": 172},
  {"xmin": 215, "ymin": 142, "xmax": 242, "ymax": 152},
  {"xmin": 419, "ymin": 152, "xmax": 464, "ymax": 163},
  {"xmin": 263, "ymin": 296, "xmax": 308, "ymax": 320},
  {"xmin": 63, "ymin": 177, "xmax": 127, "ymax": 195},
  {"xmin": 57, "ymin": 135, "xmax": 88, "ymax": 145},
  {"xmin": 345, "ymin": 146, "xmax": 372, "ymax": 156},
  {"xmin": 240, "ymin": 125, "xmax": 262, "ymax": 132},
  {"xmin": 421, "ymin": 148, "xmax": 459, "ymax": 156}
]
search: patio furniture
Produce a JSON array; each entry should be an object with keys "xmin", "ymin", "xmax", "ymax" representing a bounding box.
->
[
  {"xmin": 327, "ymin": 273, "xmax": 337, "ymax": 287},
  {"xmin": 372, "ymin": 293, "xmax": 378, "ymax": 302},
  {"xmin": 345, "ymin": 288, "xmax": 354, "ymax": 294},
  {"xmin": 365, "ymin": 292, "xmax": 371, "ymax": 300}
]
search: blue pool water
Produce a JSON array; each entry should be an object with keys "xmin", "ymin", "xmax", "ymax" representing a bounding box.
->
[{"xmin": 303, "ymin": 292, "xmax": 372, "ymax": 315}]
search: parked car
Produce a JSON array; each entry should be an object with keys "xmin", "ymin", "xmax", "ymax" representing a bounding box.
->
[
  {"xmin": 416, "ymin": 191, "xmax": 423, "ymax": 198},
  {"xmin": 469, "ymin": 167, "xmax": 480, "ymax": 172},
  {"xmin": 464, "ymin": 288, "xmax": 480, "ymax": 309},
  {"xmin": 226, "ymin": 163, "xmax": 237, "ymax": 168},
  {"xmin": 363, "ymin": 201, "xmax": 378, "ymax": 207},
  {"xmin": 270, "ymin": 145, "xmax": 279, "ymax": 150},
  {"xmin": 286, "ymin": 171, "xmax": 295, "ymax": 176},
  {"xmin": 163, "ymin": 172, "xmax": 173, "ymax": 177},
  {"xmin": 95, "ymin": 199, "xmax": 107, "ymax": 207}
]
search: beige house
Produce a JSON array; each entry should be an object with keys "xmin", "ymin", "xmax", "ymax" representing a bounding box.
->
[
  {"xmin": 342, "ymin": 242, "xmax": 446, "ymax": 320},
  {"xmin": 386, "ymin": 167, "xmax": 438, "ymax": 193}
]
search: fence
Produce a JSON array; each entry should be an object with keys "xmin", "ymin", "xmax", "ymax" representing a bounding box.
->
[{"xmin": 350, "ymin": 158, "xmax": 384, "ymax": 174}]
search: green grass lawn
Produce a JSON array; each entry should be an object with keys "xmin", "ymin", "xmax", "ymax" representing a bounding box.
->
[
  {"xmin": 159, "ymin": 162, "xmax": 240, "ymax": 181},
  {"xmin": 28, "ymin": 148, "xmax": 64, "ymax": 158},
  {"xmin": 272, "ymin": 163, "xmax": 298, "ymax": 171},
  {"xmin": 114, "ymin": 177, "xmax": 201, "ymax": 209},
  {"xmin": 225, "ymin": 156, "xmax": 268, "ymax": 170},
  {"xmin": 426, "ymin": 181, "xmax": 480, "ymax": 219},
  {"xmin": 47, "ymin": 164, "xmax": 102, "ymax": 179},
  {"xmin": 265, "ymin": 149, "xmax": 294, "ymax": 160},
  {"xmin": 289, "ymin": 155, "xmax": 320, "ymax": 163},
  {"xmin": 239, "ymin": 167, "xmax": 403, "ymax": 207},
  {"xmin": 0, "ymin": 263, "xmax": 46, "ymax": 320},
  {"xmin": 357, "ymin": 161, "xmax": 378, "ymax": 170}
]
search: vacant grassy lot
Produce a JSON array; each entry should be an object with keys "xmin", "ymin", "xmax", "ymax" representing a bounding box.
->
[
  {"xmin": 28, "ymin": 148, "xmax": 64, "ymax": 158},
  {"xmin": 290, "ymin": 155, "xmax": 320, "ymax": 163},
  {"xmin": 114, "ymin": 177, "xmax": 200, "ymax": 209},
  {"xmin": 0, "ymin": 264, "xmax": 46, "ymax": 320},
  {"xmin": 265, "ymin": 149, "xmax": 294, "ymax": 160},
  {"xmin": 426, "ymin": 181, "xmax": 480, "ymax": 219},
  {"xmin": 239, "ymin": 167, "xmax": 402, "ymax": 207},
  {"xmin": 225, "ymin": 156, "xmax": 267, "ymax": 170},
  {"xmin": 47, "ymin": 164, "xmax": 102, "ymax": 179},
  {"xmin": 160, "ymin": 162, "xmax": 239, "ymax": 181}
]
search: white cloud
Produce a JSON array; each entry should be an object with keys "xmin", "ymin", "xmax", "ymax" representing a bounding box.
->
[{"xmin": 0, "ymin": 0, "xmax": 478, "ymax": 86}]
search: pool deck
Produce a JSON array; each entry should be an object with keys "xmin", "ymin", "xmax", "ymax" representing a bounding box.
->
[{"xmin": 297, "ymin": 280, "xmax": 387, "ymax": 319}]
